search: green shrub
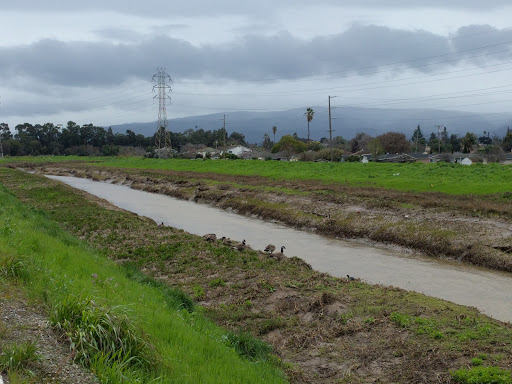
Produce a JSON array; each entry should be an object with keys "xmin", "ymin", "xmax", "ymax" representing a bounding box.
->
[{"xmin": 451, "ymin": 366, "xmax": 512, "ymax": 384}]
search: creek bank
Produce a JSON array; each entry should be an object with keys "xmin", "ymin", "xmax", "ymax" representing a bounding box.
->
[{"xmin": 25, "ymin": 163, "xmax": 512, "ymax": 273}]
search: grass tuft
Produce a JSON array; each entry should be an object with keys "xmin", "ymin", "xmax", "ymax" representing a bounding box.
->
[
  {"xmin": 50, "ymin": 294, "xmax": 158, "ymax": 374},
  {"xmin": 223, "ymin": 331, "xmax": 273, "ymax": 362},
  {"xmin": 0, "ymin": 341, "xmax": 39, "ymax": 373}
]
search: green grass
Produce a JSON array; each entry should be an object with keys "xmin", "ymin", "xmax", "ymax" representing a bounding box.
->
[
  {"xmin": 451, "ymin": 366, "xmax": 512, "ymax": 383},
  {"xmin": 0, "ymin": 341, "xmax": 40, "ymax": 373},
  {"xmin": 3, "ymin": 156, "xmax": 512, "ymax": 195},
  {"xmin": 0, "ymin": 182, "xmax": 286, "ymax": 383}
]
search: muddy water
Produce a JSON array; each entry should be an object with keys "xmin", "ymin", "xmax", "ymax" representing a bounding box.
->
[{"xmin": 48, "ymin": 175, "xmax": 512, "ymax": 322}]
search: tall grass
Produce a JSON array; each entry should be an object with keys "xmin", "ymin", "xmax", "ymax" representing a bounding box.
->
[{"xmin": 0, "ymin": 183, "xmax": 286, "ymax": 383}]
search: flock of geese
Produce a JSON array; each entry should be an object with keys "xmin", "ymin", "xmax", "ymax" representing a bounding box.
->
[{"xmin": 202, "ymin": 234, "xmax": 286, "ymax": 259}]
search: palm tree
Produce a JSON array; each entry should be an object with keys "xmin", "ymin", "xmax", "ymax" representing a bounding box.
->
[
  {"xmin": 305, "ymin": 108, "xmax": 314, "ymax": 149},
  {"xmin": 460, "ymin": 132, "xmax": 477, "ymax": 154},
  {"xmin": 272, "ymin": 126, "xmax": 277, "ymax": 144}
]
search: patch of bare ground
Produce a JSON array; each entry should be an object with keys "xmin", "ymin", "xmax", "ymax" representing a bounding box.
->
[
  {"xmin": 0, "ymin": 284, "xmax": 97, "ymax": 384},
  {"xmin": 27, "ymin": 163, "xmax": 512, "ymax": 273}
]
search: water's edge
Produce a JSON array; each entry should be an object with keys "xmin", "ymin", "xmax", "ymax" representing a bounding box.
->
[{"xmin": 47, "ymin": 175, "xmax": 512, "ymax": 323}]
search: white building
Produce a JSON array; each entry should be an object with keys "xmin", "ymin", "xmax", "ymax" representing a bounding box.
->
[{"xmin": 226, "ymin": 145, "xmax": 252, "ymax": 157}]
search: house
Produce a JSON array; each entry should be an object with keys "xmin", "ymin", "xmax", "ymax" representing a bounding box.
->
[
  {"xmin": 196, "ymin": 147, "xmax": 218, "ymax": 158},
  {"xmin": 225, "ymin": 145, "xmax": 252, "ymax": 157},
  {"xmin": 461, "ymin": 157, "xmax": 473, "ymax": 166}
]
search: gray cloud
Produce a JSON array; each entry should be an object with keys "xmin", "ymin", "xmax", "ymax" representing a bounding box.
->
[
  {"xmin": 1, "ymin": 25, "xmax": 510, "ymax": 89},
  {"xmin": 2, "ymin": 0, "xmax": 511, "ymax": 17}
]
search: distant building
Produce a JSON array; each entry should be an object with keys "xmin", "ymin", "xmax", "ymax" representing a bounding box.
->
[
  {"xmin": 226, "ymin": 145, "xmax": 252, "ymax": 157},
  {"xmin": 461, "ymin": 157, "xmax": 473, "ymax": 166}
]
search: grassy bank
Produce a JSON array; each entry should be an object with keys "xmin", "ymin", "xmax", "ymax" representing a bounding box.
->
[
  {"xmin": 3, "ymin": 156, "xmax": 512, "ymax": 195},
  {"xmin": 2, "ymin": 168, "xmax": 512, "ymax": 383},
  {"xmin": 0, "ymin": 171, "xmax": 286, "ymax": 383}
]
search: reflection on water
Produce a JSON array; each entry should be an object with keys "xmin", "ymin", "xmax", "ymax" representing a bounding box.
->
[{"xmin": 48, "ymin": 175, "xmax": 512, "ymax": 322}]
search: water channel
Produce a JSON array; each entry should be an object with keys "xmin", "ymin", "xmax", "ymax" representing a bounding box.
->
[{"xmin": 47, "ymin": 175, "xmax": 512, "ymax": 323}]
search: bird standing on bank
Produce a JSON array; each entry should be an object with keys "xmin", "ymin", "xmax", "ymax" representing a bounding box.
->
[
  {"xmin": 234, "ymin": 239, "xmax": 247, "ymax": 251},
  {"xmin": 264, "ymin": 244, "xmax": 276, "ymax": 254},
  {"xmin": 203, "ymin": 233, "xmax": 217, "ymax": 242}
]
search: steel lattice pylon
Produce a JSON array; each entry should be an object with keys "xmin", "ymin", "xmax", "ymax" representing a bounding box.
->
[{"xmin": 152, "ymin": 68, "xmax": 172, "ymax": 158}]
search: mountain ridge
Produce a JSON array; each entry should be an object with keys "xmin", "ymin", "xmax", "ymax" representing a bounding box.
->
[{"xmin": 109, "ymin": 106, "xmax": 511, "ymax": 144}]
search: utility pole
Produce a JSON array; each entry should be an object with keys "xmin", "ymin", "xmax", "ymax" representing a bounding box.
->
[
  {"xmin": 328, "ymin": 96, "xmax": 337, "ymax": 161},
  {"xmin": 435, "ymin": 124, "xmax": 443, "ymax": 153},
  {"xmin": 223, "ymin": 114, "xmax": 226, "ymax": 147},
  {"xmin": 0, "ymin": 133, "xmax": 3, "ymax": 159},
  {"xmin": 219, "ymin": 114, "xmax": 228, "ymax": 156},
  {"xmin": 328, "ymin": 96, "xmax": 337, "ymax": 144},
  {"xmin": 152, "ymin": 67, "xmax": 172, "ymax": 158}
]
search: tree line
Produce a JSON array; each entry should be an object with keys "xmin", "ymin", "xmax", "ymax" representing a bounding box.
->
[
  {"xmin": 0, "ymin": 122, "xmax": 247, "ymax": 157},
  {"xmin": 1, "ymin": 119, "xmax": 511, "ymax": 161}
]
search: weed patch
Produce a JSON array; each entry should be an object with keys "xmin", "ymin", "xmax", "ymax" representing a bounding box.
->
[{"xmin": 451, "ymin": 366, "xmax": 512, "ymax": 383}]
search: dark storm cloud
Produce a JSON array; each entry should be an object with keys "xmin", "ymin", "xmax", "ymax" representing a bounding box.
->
[
  {"xmin": 2, "ymin": 0, "xmax": 511, "ymax": 17},
  {"xmin": 1, "ymin": 25, "xmax": 510, "ymax": 88}
]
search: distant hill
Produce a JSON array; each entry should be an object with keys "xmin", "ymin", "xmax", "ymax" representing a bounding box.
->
[{"xmin": 109, "ymin": 107, "xmax": 511, "ymax": 144}]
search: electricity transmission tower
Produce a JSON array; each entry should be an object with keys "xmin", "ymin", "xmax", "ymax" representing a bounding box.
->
[{"xmin": 152, "ymin": 68, "xmax": 172, "ymax": 158}]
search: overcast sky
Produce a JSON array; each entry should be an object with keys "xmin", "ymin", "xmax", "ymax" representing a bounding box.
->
[{"xmin": 2, "ymin": 1, "xmax": 512, "ymax": 132}]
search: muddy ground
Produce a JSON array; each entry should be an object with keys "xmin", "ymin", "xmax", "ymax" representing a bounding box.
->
[{"xmin": 25, "ymin": 162, "xmax": 512, "ymax": 273}]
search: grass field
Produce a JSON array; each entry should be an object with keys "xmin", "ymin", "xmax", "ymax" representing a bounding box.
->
[
  {"xmin": 3, "ymin": 156, "xmax": 511, "ymax": 195},
  {"xmin": 0, "ymin": 172, "xmax": 286, "ymax": 383}
]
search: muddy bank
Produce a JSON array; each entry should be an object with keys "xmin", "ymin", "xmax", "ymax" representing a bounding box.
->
[{"xmin": 18, "ymin": 163, "xmax": 512, "ymax": 273}]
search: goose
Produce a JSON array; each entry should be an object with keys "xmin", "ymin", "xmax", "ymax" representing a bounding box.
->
[
  {"xmin": 234, "ymin": 239, "xmax": 247, "ymax": 251},
  {"xmin": 203, "ymin": 233, "xmax": 217, "ymax": 242},
  {"xmin": 346, "ymin": 274, "xmax": 355, "ymax": 281},
  {"xmin": 272, "ymin": 246, "xmax": 286, "ymax": 261},
  {"xmin": 264, "ymin": 244, "xmax": 276, "ymax": 254},
  {"xmin": 157, "ymin": 222, "xmax": 164, "ymax": 228},
  {"xmin": 221, "ymin": 236, "xmax": 233, "ymax": 245}
]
